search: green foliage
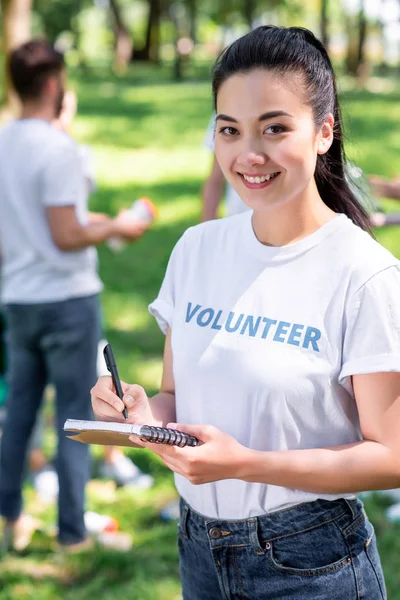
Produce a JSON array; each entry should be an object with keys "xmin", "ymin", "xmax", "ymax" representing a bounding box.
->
[{"xmin": 33, "ymin": 0, "xmax": 92, "ymax": 42}]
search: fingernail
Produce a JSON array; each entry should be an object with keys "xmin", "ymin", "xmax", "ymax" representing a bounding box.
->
[
  {"xmin": 124, "ymin": 395, "xmax": 134, "ymax": 407},
  {"xmin": 114, "ymin": 401, "xmax": 123, "ymax": 411}
]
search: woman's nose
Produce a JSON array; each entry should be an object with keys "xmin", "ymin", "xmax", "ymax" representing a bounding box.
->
[{"xmin": 237, "ymin": 150, "xmax": 267, "ymax": 168}]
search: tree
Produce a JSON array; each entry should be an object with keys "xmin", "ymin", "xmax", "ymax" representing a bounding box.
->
[
  {"xmin": 33, "ymin": 0, "xmax": 81, "ymax": 43},
  {"xmin": 1, "ymin": 0, "xmax": 32, "ymax": 118},
  {"xmin": 243, "ymin": 0, "xmax": 256, "ymax": 29},
  {"xmin": 345, "ymin": 0, "xmax": 368, "ymax": 77},
  {"xmin": 357, "ymin": 0, "xmax": 367, "ymax": 67},
  {"xmin": 186, "ymin": 0, "xmax": 197, "ymax": 43},
  {"xmin": 320, "ymin": 0, "xmax": 329, "ymax": 50},
  {"xmin": 134, "ymin": 0, "xmax": 161, "ymax": 62},
  {"xmin": 109, "ymin": 0, "xmax": 133, "ymax": 72}
]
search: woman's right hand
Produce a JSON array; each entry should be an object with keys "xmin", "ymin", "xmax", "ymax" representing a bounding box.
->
[{"xmin": 90, "ymin": 376, "xmax": 158, "ymax": 426}]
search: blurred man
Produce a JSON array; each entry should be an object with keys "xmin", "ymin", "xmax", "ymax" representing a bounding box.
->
[{"xmin": 0, "ymin": 40, "xmax": 146, "ymax": 552}]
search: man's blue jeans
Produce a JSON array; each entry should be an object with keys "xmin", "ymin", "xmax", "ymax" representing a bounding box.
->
[
  {"xmin": 0, "ymin": 294, "xmax": 100, "ymax": 545},
  {"xmin": 178, "ymin": 496, "xmax": 387, "ymax": 599}
]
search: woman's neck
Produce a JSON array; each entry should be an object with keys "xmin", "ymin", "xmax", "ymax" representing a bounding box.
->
[{"xmin": 251, "ymin": 182, "xmax": 337, "ymax": 247}]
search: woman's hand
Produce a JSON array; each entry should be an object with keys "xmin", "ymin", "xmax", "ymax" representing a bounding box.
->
[
  {"xmin": 90, "ymin": 376, "xmax": 158, "ymax": 426},
  {"xmin": 132, "ymin": 423, "xmax": 252, "ymax": 485}
]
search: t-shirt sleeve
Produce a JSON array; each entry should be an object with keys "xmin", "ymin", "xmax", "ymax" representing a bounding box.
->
[
  {"xmin": 339, "ymin": 265, "xmax": 400, "ymax": 390},
  {"xmin": 41, "ymin": 138, "xmax": 84, "ymax": 207},
  {"xmin": 148, "ymin": 233, "xmax": 187, "ymax": 334}
]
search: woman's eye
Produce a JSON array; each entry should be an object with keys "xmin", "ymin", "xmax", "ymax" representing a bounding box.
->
[
  {"xmin": 219, "ymin": 126, "xmax": 239, "ymax": 136},
  {"xmin": 266, "ymin": 125, "xmax": 285, "ymax": 134}
]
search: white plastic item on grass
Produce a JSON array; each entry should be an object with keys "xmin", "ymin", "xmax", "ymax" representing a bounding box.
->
[{"xmin": 386, "ymin": 502, "xmax": 400, "ymax": 523}]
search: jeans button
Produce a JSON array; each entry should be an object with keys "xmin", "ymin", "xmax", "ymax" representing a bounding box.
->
[{"xmin": 209, "ymin": 527, "xmax": 222, "ymax": 540}]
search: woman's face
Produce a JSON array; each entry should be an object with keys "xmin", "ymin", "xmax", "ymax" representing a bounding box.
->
[{"xmin": 214, "ymin": 69, "xmax": 333, "ymax": 213}]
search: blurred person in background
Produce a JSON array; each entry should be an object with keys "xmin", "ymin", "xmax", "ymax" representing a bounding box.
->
[
  {"xmin": 368, "ymin": 174, "xmax": 400, "ymax": 226},
  {"xmin": 0, "ymin": 39, "xmax": 148, "ymax": 552},
  {"xmin": 28, "ymin": 89, "xmax": 153, "ymax": 505},
  {"xmin": 201, "ymin": 113, "xmax": 249, "ymax": 221}
]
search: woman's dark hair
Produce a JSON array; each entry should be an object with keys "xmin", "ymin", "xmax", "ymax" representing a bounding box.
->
[
  {"xmin": 212, "ymin": 26, "xmax": 371, "ymax": 232},
  {"xmin": 9, "ymin": 39, "xmax": 64, "ymax": 101}
]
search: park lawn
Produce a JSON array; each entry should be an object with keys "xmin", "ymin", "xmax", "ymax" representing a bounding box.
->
[{"xmin": 1, "ymin": 63, "xmax": 400, "ymax": 599}]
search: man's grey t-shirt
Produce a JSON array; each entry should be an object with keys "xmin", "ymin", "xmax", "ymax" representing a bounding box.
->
[{"xmin": 0, "ymin": 119, "xmax": 102, "ymax": 303}]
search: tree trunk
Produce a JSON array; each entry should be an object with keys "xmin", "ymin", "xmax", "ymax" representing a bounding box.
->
[
  {"xmin": 109, "ymin": 0, "xmax": 133, "ymax": 73},
  {"xmin": 135, "ymin": 0, "xmax": 161, "ymax": 62},
  {"xmin": 1, "ymin": 0, "xmax": 32, "ymax": 118},
  {"xmin": 357, "ymin": 0, "xmax": 367, "ymax": 66},
  {"xmin": 243, "ymin": 0, "xmax": 256, "ymax": 29},
  {"xmin": 320, "ymin": 0, "xmax": 329, "ymax": 50},
  {"xmin": 186, "ymin": 0, "xmax": 197, "ymax": 43},
  {"xmin": 355, "ymin": 0, "xmax": 369, "ymax": 85}
]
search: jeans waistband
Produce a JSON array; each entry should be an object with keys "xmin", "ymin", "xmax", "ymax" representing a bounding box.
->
[{"xmin": 179, "ymin": 497, "xmax": 363, "ymax": 553}]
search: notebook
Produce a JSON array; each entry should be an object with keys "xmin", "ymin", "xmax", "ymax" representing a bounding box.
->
[{"xmin": 64, "ymin": 419, "xmax": 143, "ymax": 448}]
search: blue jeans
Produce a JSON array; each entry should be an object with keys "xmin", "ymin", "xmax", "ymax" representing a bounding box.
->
[
  {"xmin": 0, "ymin": 295, "xmax": 100, "ymax": 545},
  {"xmin": 178, "ymin": 497, "xmax": 386, "ymax": 600}
]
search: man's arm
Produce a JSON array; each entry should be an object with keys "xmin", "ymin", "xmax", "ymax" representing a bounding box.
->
[
  {"xmin": 46, "ymin": 205, "xmax": 147, "ymax": 250},
  {"xmin": 202, "ymin": 155, "xmax": 225, "ymax": 221},
  {"xmin": 369, "ymin": 175, "xmax": 400, "ymax": 201}
]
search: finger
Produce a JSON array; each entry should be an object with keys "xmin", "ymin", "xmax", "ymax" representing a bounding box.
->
[
  {"xmin": 90, "ymin": 378, "xmax": 125, "ymax": 413},
  {"xmin": 122, "ymin": 384, "xmax": 148, "ymax": 410},
  {"xmin": 94, "ymin": 398, "xmax": 126, "ymax": 420}
]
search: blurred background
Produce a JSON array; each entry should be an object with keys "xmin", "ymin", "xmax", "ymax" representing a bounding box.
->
[{"xmin": 1, "ymin": 1, "xmax": 400, "ymax": 599}]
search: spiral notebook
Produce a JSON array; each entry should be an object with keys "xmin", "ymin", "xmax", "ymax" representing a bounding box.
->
[{"xmin": 64, "ymin": 419, "xmax": 142, "ymax": 448}]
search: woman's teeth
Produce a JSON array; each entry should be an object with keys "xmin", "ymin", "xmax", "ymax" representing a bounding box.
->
[{"xmin": 243, "ymin": 172, "xmax": 279, "ymax": 184}]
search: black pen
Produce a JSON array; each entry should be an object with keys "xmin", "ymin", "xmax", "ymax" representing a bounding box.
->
[{"xmin": 103, "ymin": 343, "xmax": 128, "ymax": 419}]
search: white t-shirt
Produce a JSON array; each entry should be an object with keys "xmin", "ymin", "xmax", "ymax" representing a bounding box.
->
[
  {"xmin": 203, "ymin": 116, "xmax": 250, "ymax": 217},
  {"xmin": 0, "ymin": 119, "xmax": 102, "ymax": 303},
  {"xmin": 149, "ymin": 212, "xmax": 400, "ymax": 519}
]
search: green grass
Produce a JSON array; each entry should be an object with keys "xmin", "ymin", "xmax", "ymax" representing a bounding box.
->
[{"xmin": 1, "ymin": 64, "xmax": 400, "ymax": 598}]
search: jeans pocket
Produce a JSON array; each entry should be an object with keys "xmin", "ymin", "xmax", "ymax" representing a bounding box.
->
[{"xmin": 266, "ymin": 520, "xmax": 352, "ymax": 577}]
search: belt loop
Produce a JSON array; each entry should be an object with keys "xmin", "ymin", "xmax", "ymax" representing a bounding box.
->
[
  {"xmin": 180, "ymin": 501, "xmax": 190, "ymax": 539},
  {"xmin": 248, "ymin": 519, "xmax": 264, "ymax": 556},
  {"xmin": 344, "ymin": 498, "xmax": 358, "ymax": 519}
]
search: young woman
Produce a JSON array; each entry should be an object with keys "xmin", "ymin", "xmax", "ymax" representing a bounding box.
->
[{"xmin": 91, "ymin": 26, "xmax": 400, "ymax": 599}]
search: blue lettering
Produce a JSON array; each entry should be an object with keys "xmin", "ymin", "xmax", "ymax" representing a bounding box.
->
[
  {"xmin": 303, "ymin": 327, "xmax": 321, "ymax": 352},
  {"xmin": 225, "ymin": 312, "xmax": 244, "ymax": 333},
  {"xmin": 197, "ymin": 308, "xmax": 215, "ymax": 327},
  {"xmin": 261, "ymin": 318, "xmax": 277, "ymax": 339},
  {"xmin": 287, "ymin": 323, "xmax": 304, "ymax": 347},
  {"xmin": 240, "ymin": 315, "xmax": 261, "ymax": 337},
  {"xmin": 273, "ymin": 321, "xmax": 291, "ymax": 343},
  {"xmin": 186, "ymin": 302, "xmax": 201, "ymax": 323},
  {"xmin": 211, "ymin": 310, "xmax": 224, "ymax": 331}
]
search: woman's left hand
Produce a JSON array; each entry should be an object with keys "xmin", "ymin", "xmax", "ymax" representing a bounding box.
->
[{"xmin": 130, "ymin": 423, "xmax": 251, "ymax": 485}]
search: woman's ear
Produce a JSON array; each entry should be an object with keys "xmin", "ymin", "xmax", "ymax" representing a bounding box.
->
[{"xmin": 317, "ymin": 113, "xmax": 334, "ymax": 155}]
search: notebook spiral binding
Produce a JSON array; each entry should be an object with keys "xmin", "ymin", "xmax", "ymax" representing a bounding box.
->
[{"xmin": 139, "ymin": 425, "xmax": 199, "ymax": 447}]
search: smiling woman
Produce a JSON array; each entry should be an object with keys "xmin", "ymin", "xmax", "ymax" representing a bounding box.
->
[{"xmin": 90, "ymin": 26, "xmax": 400, "ymax": 600}]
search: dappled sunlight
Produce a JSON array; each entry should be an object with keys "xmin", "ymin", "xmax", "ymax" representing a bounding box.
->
[
  {"xmin": 93, "ymin": 147, "xmax": 210, "ymax": 187},
  {"xmin": 133, "ymin": 357, "xmax": 163, "ymax": 391},
  {"xmin": 102, "ymin": 292, "xmax": 152, "ymax": 333}
]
